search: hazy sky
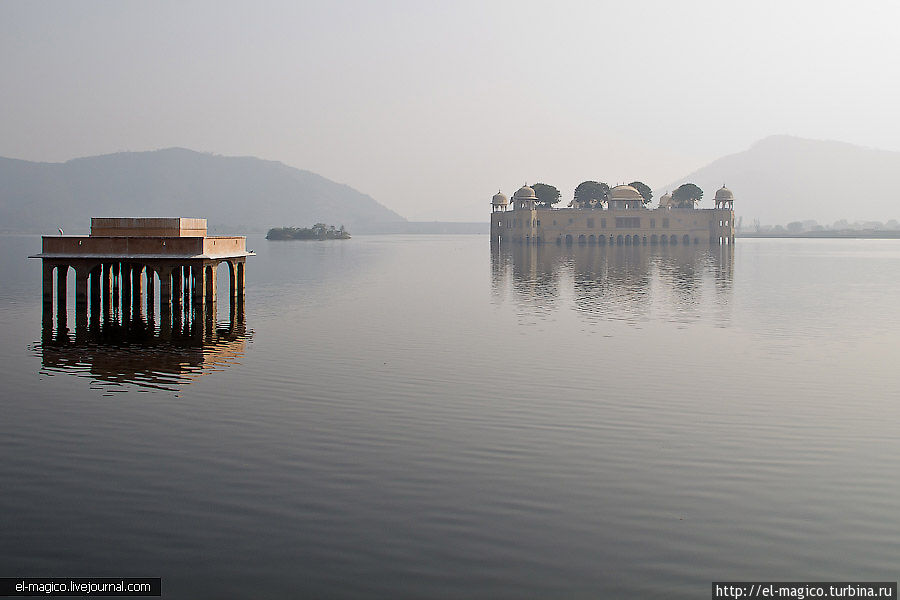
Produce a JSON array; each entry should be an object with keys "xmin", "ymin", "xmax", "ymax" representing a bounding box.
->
[{"xmin": 2, "ymin": 1, "xmax": 899, "ymax": 221}]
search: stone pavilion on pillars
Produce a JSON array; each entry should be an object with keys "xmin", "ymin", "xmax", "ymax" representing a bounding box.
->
[{"xmin": 30, "ymin": 218, "xmax": 253, "ymax": 330}]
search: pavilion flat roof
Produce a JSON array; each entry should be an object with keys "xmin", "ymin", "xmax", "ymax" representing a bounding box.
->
[{"xmin": 29, "ymin": 234, "xmax": 254, "ymax": 261}]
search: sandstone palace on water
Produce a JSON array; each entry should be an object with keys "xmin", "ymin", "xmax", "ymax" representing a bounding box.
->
[{"xmin": 490, "ymin": 184, "xmax": 735, "ymax": 247}]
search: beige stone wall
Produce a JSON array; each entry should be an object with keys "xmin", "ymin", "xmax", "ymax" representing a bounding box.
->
[
  {"xmin": 203, "ymin": 236, "xmax": 247, "ymax": 257},
  {"xmin": 492, "ymin": 206, "xmax": 735, "ymax": 245},
  {"xmin": 41, "ymin": 233, "xmax": 247, "ymax": 258},
  {"xmin": 90, "ymin": 217, "xmax": 207, "ymax": 237},
  {"xmin": 43, "ymin": 235, "xmax": 205, "ymax": 256}
]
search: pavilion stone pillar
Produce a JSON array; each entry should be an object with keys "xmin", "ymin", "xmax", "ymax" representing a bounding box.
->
[
  {"xmin": 188, "ymin": 263, "xmax": 203, "ymax": 332},
  {"xmin": 192, "ymin": 263, "xmax": 206, "ymax": 307},
  {"xmin": 228, "ymin": 261, "xmax": 238, "ymax": 312},
  {"xmin": 206, "ymin": 262, "xmax": 218, "ymax": 305},
  {"xmin": 183, "ymin": 265, "xmax": 192, "ymax": 308},
  {"xmin": 172, "ymin": 265, "xmax": 185, "ymax": 332},
  {"xmin": 90, "ymin": 264, "xmax": 102, "ymax": 323},
  {"xmin": 237, "ymin": 261, "xmax": 246, "ymax": 306},
  {"xmin": 145, "ymin": 268, "xmax": 155, "ymax": 319},
  {"xmin": 101, "ymin": 263, "xmax": 113, "ymax": 321},
  {"xmin": 42, "ymin": 262, "xmax": 54, "ymax": 311},
  {"xmin": 157, "ymin": 267, "xmax": 173, "ymax": 337},
  {"xmin": 121, "ymin": 263, "xmax": 133, "ymax": 321},
  {"xmin": 111, "ymin": 263, "xmax": 120, "ymax": 311},
  {"xmin": 132, "ymin": 264, "xmax": 144, "ymax": 318},
  {"xmin": 56, "ymin": 265, "xmax": 68, "ymax": 318},
  {"xmin": 173, "ymin": 266, "xmax": 183, "ymax": 305},
  {"xmin": 74, "ymin": 265, "xmax": 89, "ymax": 333},
  {"xmin": 159, "ymin": 268, "xmax": 172, "ymax": 313}
]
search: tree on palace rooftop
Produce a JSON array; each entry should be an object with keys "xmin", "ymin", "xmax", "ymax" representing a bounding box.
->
[
  {"xmin": 671, "ymin": 183, "xmax": 704, "ymax": 208},
  {"xmin": 532, "ymin": 183, "xmax": 562, "ymax": 207},
  {"xmin": 573, "ymin": 181, "xmax": 609, "ymax": 208},
  {"xmin": 627, "ymin": 181, "xmax": 653, "ymax": 205}
]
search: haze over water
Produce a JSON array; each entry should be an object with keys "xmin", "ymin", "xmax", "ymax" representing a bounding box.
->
[{"xmin": 1, "ymin": 234, "xmax": 899, "ymax": 598}]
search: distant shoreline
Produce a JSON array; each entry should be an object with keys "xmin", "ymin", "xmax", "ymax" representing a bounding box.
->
[
  {"xmin": 738, "ymin": 231, "xmax": 900, "ymax": 239},
  {"xmin": 353, "ymin": 222, "xmax": 488, "ymax": 235}
]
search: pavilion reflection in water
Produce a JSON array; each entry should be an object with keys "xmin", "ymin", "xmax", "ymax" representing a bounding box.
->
[
  {"xmin": 38, "ymin": 301, "xmax": 248, "ymax": 392},
  {"xmin": 491, "ymin": 242, "xmax": 734, "ymax": 323}
]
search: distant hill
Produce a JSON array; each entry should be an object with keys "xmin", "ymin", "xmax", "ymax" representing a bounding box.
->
[
  {"xmin": 658, "ymin": 135, "xmax": 900, "ymax": 225},
  {"xmin": 0, "ymin": 148, "xmax": 405, "ymax": 234}
]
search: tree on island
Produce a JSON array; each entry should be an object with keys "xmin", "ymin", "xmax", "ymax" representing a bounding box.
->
[
  {"xmin": 573, "ymin": 181, "xmax": 610, "ymax": 208},
  {"xmin": 627, "ymin": 181, "xmax": 653, "ymax": 205},
  {"xmin": 671, "ymin": 183, "xmax": 704, "ymax": 208},
  {"xmin": 266, "ymin": 223, "xmax": 351, "ymax": 240},
  {"xmin": 532, "ymin": 183, "xmax": 561, "ymax": 207}
]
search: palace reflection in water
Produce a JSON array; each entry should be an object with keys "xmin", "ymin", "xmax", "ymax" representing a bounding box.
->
[{"xmin": 491, "ymin": 242, "xmax": 734, "ymax": 325}]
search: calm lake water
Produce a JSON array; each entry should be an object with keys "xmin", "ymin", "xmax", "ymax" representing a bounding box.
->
[{"xmin": 1, "ymin": 234, "xmax": 899, "ymax": 598}]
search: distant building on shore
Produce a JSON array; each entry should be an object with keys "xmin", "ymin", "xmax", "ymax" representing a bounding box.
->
[{"xmin": 490, "ymin": 184, "xmax": 735, "ymax": 246}]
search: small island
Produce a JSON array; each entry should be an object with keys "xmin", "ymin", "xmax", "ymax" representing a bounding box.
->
[{"xmin": 266, "ymin": 224, "xmax": 351, "ymax": 241}]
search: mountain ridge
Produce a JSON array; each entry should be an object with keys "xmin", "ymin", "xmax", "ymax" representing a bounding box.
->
[
  {"xmin": 657, "ymin": 135, "xmax": 900, "ymax": 225},
  {"xmin": 0, "ymin": 148, "xmax": 405, "ymax": 234}
]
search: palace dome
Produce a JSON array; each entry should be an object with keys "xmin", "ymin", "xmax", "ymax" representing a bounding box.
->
[
  {"xmin": 610, "ymin": 185, "xmax": 643, "ymax": 201},
  {"xmin": 715, "ymin": 186, "xmax": 734, "ymax": 201},
  {"xmin": 513, "ymin": 185, "xmax": 537, "ymax": 200},
  {"xmin": 492, "ymin": 191, "xmax": 509, "ymax": 206}
]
